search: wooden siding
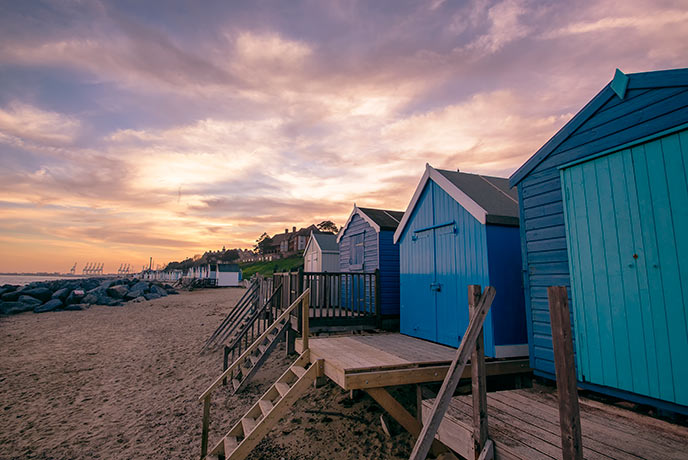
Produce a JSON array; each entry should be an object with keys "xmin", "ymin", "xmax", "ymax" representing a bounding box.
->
[
  {"xmin": 339, "ymin": 213, "xmax": 378, "ymax": 272},
  {"xmin": 378, "ymin": 230, "xmax": 400, "ymax": 315},
  {"xmin": 562, "ymin": 129, "xmax": 688, "ymax": 407},
  {"xmin": 518, "ymin": 83, "xmax": 688, "ymax": 386}
]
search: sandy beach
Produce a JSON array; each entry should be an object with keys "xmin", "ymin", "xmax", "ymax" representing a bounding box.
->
[{"xmin": 0, "ymin": 288, "xmax": 416, "ymax": 460}]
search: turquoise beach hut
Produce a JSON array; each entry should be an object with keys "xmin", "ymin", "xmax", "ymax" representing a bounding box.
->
[{"xmin": 510, "ymin": 68, "xmax": 688, "ymax": 413}]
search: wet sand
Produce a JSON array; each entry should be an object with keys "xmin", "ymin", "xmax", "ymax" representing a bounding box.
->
[{"xmin": 0, "ymin": 288, "xmax": 416, "ymax": 459}]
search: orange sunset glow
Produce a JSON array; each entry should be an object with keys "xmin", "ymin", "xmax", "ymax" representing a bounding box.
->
[{"xmin": 1, "ymin": 0, "xmax": 687, "ymax": 273}]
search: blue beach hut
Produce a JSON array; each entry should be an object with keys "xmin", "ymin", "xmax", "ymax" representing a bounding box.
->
[
  {"xmin": 337, "ymin": 205, "xmax": 403, "ymax": 317},
  {"xmin": 510, "ymin": 68, "xmax": 688, "ymax": 412},
  {"xmin": 394, "ymin": 165, "xmax": 528, "ymax": 357}
]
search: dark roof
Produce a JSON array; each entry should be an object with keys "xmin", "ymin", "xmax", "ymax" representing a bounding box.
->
[
  {"xmin": 510, "ymin": 67, "xmax": 688, "ymax": 186},
  {"xmin": 311, "ymin": 232, "xmax": 338, "ymax": 252},
  {"xmin": 436, "ymin": 169, "xmax": 519, "ymax": 225},
  {"xmin": 357, "ymin": 207, "xmax": 404, "ymax": 230}
]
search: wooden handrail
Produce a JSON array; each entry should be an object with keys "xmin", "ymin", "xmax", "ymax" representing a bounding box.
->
[{"xmin": 199, "ymin": 288, "xmax": 311, "ymax": 401}]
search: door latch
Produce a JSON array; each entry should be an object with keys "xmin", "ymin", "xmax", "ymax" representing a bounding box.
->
[{"xmin": 430, "ymin": 282, "xmax": 442, "ymax": 292}]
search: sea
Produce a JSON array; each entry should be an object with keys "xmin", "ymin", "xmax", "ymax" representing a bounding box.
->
[{"xmin": 0, "ymin": 274, "xmax": 89, "ymax": 286}]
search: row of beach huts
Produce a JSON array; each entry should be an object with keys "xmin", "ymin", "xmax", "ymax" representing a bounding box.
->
[{"xmin": 302, "ymin": 68, "xmax": 688, "ymax": 415}]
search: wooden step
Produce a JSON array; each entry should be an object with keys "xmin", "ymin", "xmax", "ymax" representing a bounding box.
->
[
  {"xmin": 275, "ymin": 382, "xmax": 290, "ymax": 397},
  {"xmin": 231, "ymin": 379, "xmax": 241, "ymax": 391},
  {"xmin": 291, "ymin": 366, "xmax": 307, "ymax": 379},
  {"xmin": 223, "ymin": 436, "xmax": 239, "ymax": 454},
  {"xmin": 258, "ymin": 345, "xmax": 267, "ymax": 354},
  {"xmin": 250, "ymin": 355, "xmax": 260, "ymax": 365},
  {"xmin": 241, "ymin": 416, "xmax": 258, "ymax": 435},
  {"xmin": 258, "ymin": 399, "xmax": 274, "ymax": 416}
]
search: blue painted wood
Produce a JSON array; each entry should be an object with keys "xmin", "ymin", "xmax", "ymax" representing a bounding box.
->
[
  {"xmin": 378, "ymin": 230, "xmax": 400, "ymax": 316},
  {"xmin": 561, "ymin": 129, "xmax": 688, "ymax": 407},
  {"xmin": 515, "ymin": 70, "xmax": 688, "ymax": 411},
  {"xmin": 399, "ymin": 178, "xmax": 527, "ymax": 356}
]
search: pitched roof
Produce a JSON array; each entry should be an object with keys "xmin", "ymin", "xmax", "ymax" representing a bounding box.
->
[
  {"xmin": 394, "ymin": 165, "xmax": 519, "ymax": 243},
  {"xmin": 357, "ymin": 207, "xmax": 404, "ymax": 230},
  {"xmin": 509, "ymin": 67, "xmax": 688, "ymax": 186},
  {"xmin": 311, "ymin": 232, "xmax": 338, "ymax": 252},
  {"xmin": 336, "ymin": 205, "xmax": 404, "ymax": 243}
]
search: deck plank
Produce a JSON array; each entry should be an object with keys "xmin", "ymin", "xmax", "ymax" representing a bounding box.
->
[{"xmin": 424, "ymin": 388, "xmax": 688, "ymax": 460}]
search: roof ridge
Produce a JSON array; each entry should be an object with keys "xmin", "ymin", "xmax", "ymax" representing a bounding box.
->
[
  {"xmin": 382, "ymin": 209, "xmax": 401, "ymax": 223},
  {"xmin": 478, "ymin": 175, "xmax": 518, "ymax": 204}
]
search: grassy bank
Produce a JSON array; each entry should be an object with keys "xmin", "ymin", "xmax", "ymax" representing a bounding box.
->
[{"xmin": 239, "ymin": 255, "xmax": 303, "ymax": 278}]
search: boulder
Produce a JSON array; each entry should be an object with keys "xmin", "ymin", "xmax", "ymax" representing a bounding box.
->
[
  {"xmin": 94, "ymin": 295, "xmax": 117, "ymax": 306},
  {"xmin": 106, "ymin": 285, "xmax": 129, "ymax": 299},
  {"xmin": 20, "ymin": 287, "xmax": 52, "ymax": 302},
  {"xmin": 150, "ymin": 285, "xmax": 168, "ymax": 297},
  {"xmin": 166, "ymin": 289, "xmax": 179, "ymax": 295},
  {"xmin": 51, "ymin": 287, "xmax": 70, "ymax": 301},
  {"xmin": 34, "ymin": 299, "xmax": 63, "ymax": 313},
  {"xmin": 1, "ymin": 291, "xmax": 21, "ymax": 302},
  {"xmin": 99, "ymin": 279, "xmax": 115, "ymax": 289},
  {"xmin": 125, "ymin": 289, "xmax": 144, "ymax": 301},
  {"xmin": 1, "ymin": 301, "xmax": 34, "ymax": 315},
  {"xmin": 18, "ymin": 295, "xmax": 42, "ymax": 307},
  {"xmin": 64, "ymin": 303, "xmax": 88, "ymax": 311},
  {"xmin": 143, "ymin": 293, "xmax": 161, "ymax": 301},
  {"xmin": 65, "ymin": 289, "xmax": 85, "ymax": 305},
  {"xmin": 130, "ymin": 296, "xmax": 146, "ymax": 303},
  {"xmin": 130, "ymin": 281, "xmax": 149, "ymax": 293},
  {"xmin": 82, "ymin": 293, "xmax": 99, "ymax": 305}
]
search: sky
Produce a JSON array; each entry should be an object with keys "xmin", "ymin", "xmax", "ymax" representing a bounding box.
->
[{"xmin": 0, "ymin": 0, "xmax": 687, "ymax": 273}]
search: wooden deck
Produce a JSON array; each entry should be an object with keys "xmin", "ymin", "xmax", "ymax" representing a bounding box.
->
[
  {"xmin": 423, "ymin": 387, "xmax": 688, "ymax": 460},
  {"xmin": 296, "ymin": 333, "xmax": 530, "ymax": 390}
]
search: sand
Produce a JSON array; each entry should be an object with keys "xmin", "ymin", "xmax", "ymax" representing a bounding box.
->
[{"xmin": 0, "ymin": 288, "xmax": 417, "ymax": 460}]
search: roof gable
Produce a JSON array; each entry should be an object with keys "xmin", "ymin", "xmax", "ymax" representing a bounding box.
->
[
  {"xmin": 394, "ymin": 165, "xmax": 519, "ymax": 243},
  {"xmin": 336, "ymin": 205, "xmax": 403, "ymax": 243},
  {"xmin": 510, "ymin": 67, "xmax": 688, "ymax": 187}
]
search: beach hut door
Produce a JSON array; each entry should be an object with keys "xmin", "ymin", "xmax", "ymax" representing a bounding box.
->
[{"xmin": 561, "ymin": 130, "xmax": 688, "ymax": 406}]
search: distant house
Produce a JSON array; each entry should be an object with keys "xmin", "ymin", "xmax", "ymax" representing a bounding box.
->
[
  {"xmin": 394, "ymin": 165, "xmax": 527, "ymax": 356},
  {"xmin": 215, "ymin": 263, "xmax": 242, "ymax": 287},
  {"xmin": 337, "ymin": 205, "xmax": 403, "ymax": 316},
  {"xmin": 268, "ymin": 225, "xmax": 320, "ymax": 257},
  {"xmin": 304, "ymin": 231, "xmax": 339, "ymax": 272}
]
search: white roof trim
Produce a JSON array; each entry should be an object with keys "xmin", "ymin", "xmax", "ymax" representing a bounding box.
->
[
  {"xmin": 336, "ymin": 204, "xmax": 381, "ymax": 243},
  {"xmin": 393, "ymin": 164, "xmax": 488, "ymax": 243},
  {"xmin": 304, "ymin": 231, "xmax": 319, "ymax": 255}
]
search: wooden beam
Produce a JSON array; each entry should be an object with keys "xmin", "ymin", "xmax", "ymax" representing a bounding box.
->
[
  {"xmin": 469, "ymin": 286, "xmax": 488, "ymax": 459},
  {"xmin": 409, "ymin": 285, "xmax": 496, "ymax": 460},
  {"xmin": 200, "ymin": 394, "xmax": 211, "ymax": 459},
  {"xmin": 301, "ymin": 289, "xmax": 310, "ymax": 350},
  {"xmin": 365, "ymin": 387, "xmax": 447, "ymax": 456},
  {"xmin": 547, "ymin": 286, "xmax": 583, "ymax": 460}
]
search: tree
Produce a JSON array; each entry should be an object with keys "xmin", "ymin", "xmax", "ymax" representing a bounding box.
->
[
  {"xmin": 317, "ymin": 220, "xmax": 338, "ymax": 234},
  {"xmin": 255, "ymin": 232, "xmax": 274, "ymax": 254}
]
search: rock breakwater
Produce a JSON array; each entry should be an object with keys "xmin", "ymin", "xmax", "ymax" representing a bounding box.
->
[{"xmin": 0, "ymin": 278, "xmax": 178, "ymax": 315}]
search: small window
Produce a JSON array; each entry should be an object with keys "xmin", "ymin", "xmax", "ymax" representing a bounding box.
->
[{"xmin": 350, "ymin": 233, "xmax": 364, "ymax": 269}]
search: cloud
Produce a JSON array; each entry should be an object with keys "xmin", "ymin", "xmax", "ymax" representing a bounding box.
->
[
  {"xmin": 542, "ymin": 10, "xmax": 688, "ymax": 39},
  {"xmin": 0, "ymin": 101, "xmax": 81, "ymax": 146},
  {"xmin": 469, "ymin": 0, "xmax": 531, "ymax": 53}
]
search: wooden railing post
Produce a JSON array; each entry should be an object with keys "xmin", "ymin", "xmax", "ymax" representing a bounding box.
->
[
  {"xmin": 409, "ymin": 285, "xmax": 496, "ymax": 460},
  {"xmin": 301, "ymin": 289, "xmax": 310, "ymax": 350},
  {"xmin": 469, "ymin": 285, "xmax": 488, "ymax": 459},
  {"xmin": 201, "ymin": 394, "xmax": 210, "ymax": 459},
  {"xmin": 547, "ymin": 286, "xmax": 583, "ymax": 460},
  {"xmin": 374, "ymin": 269, "xmax": 382, "ymax": 328}
]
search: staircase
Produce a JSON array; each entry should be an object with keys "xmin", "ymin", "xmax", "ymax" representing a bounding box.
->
[
  {"xmin": 226, "ymin": 313, "xmax": 291, "ymax": 394},
  {"xmin": 202, "ymin": 280, "xmax": 260, "ymax": 352},
  {"xmin": 206, "ymin": 351, "xmax": 322, "ymax": 460}
]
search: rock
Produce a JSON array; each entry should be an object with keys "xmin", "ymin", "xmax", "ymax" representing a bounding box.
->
[
  {"xmin": 166, "ymin": 289, "xmax": 179, "ymax": 295},
  {"xmin": 130, "ymin": 281, "xmax": 149, "ymax": 293},
  {"xmin": 65, "ymin": 289, "xmax": 85, "ymax": 305},
  {"xmin": 150, "ymin": 285, "xmax": 168, "ymax": 297},
  {"xmin": 34, "ymin": 299, "xmax": 63, "ymax": 313},
  {"xmin": 143, "ymin": 293, "xmax": 161, "ymax": 301},
  {"xmin": 1, "ymin": 301, "xmax": 34, "ymax": 315},
  {"xmin": 18, "ymin": 295, "xmax": 42, "ymax": 306},
  {"xmin": 1, "ymin": 291, "xmax": 21, "ymax": 302},
  {"xmin": 82, "ymin": 293, "xmax": 99, "ymax": 305},
  {"xmin": 99, "ymin": 279, "xmax": 115, "ymax": 289},
  {"xmin": 125, "ymin": 289, "xmax": 144, "ymax": 300},
  {"xmin": 94, "ymin": 295, "xmax": 116, "ymax": 306},
  {"xmin": 64, "ymin": 303, "xmax": 88, "ymax": 311},
  {"xmin": 51, "ymin": 287, "xmax": 70, "ymax": 301},
  {"xmin": 106, "ymin": 285, "xmax": 129, "ymax": 299},
  {"xmin": 20, "ymin": 287, "xmax": 52, "ymax": 302},
  {"xmin": 130, "ymin": 296, "xmax": 146, "ymax": 303}
]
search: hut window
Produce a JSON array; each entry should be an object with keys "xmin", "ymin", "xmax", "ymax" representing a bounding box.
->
[{"xmin": 351, "ymin": 233, "xmax": 364, "ymax": 268}]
